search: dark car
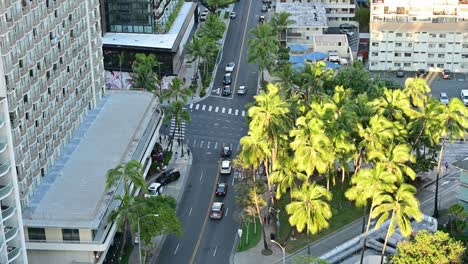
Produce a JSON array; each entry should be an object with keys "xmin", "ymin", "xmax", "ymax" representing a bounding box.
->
[
  {"xmin": 441, "ymin": 69, "xmax": 452, "ymax": 79},
  {"xmin": 416, "ymin": 69, "xmax": 427, "ymax": 78},
  {"xmin": 155, "ymin": 168, "xmax": 180, "ymax": 185},
  {"xmin": 259, "ymin": 15, "xmax": 266, "ymax": 23},
  {"xmin": 396, "ymin": 69, "xmax": 405, "ymax": 78},
  {"xmin": 339, "ymin": 23, "xmax": 356, "ymax": 29},
  {"xmin": 215, "ymin": 183, "xmax": 228, "ymax": 197},
  {"xmin": 222, "ymin": 85, "xmax": 232, "ymax": 96},
  {"xmin": 223, "ymin": 73, "xmax": 232, "ymax": 85},
  {"xmin": 221, "ymin": 146, "xmax": 232, "ymax": 157}
]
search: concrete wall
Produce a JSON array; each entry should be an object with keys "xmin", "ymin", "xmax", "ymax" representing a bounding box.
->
[{"xmin": 27, "ymin": 250, "xmax": 95, "ymax": 264}]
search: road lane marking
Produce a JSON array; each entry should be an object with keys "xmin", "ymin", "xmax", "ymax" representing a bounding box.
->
[
  {"xmin": 225, "ymin": 207, "xmax": 229, "ymax": 217},
  {"xmin": 190, "ymin": 161, "xmax": 222, "ymax": 264},
  {"xmin": 213, "ymin": 246, "xmax": 218, "ymax": 257},
  {"xmin": 237, "ymin": 144, "xmax": 241, "ymax": 151},
  {"xmin": 189, "ymin": 207, "xmax": 193, "ymax": 216},
  {"xmin": 192, "ymin": 139, "xmax": 197, "ymax": 147},
  {"xmin": 228, "ymin": 108, "xmax": 232, "ymax": 114},
  {"xmin": 232, "ymin": 0, "xmax": 253, "ymax": 91},
  {"xmin": 174, "ymin": 243, "xmax": 180, "ymax": 255},
  {"xmin": 215, "ymin": 106, "xmax": 219, "ymax": 112},
  {"xmin": 222, "ymin": 107, "xmax": 226, "ymax": 113},
  {"xmin": 202, "ymin": 104, "xmax": 206, "ymax": 110},
  {"xmin": 190, "ymin": 103, "xmax": 193, "ymax": 109},
  {"xmin": 214, "ymin": 141, "xmax": 218, "ymax": 149},
  {"xmin": 232, "ymin": 176, "xmax": 235, "ymax": 185},
  {"xmin": 235, "ymin": 109, "xmax": 239, "ymax": 115},
  {"xmin": 200, "ymin": 140, "xmax": 204, "ymax": 148},
  {"xmin": 208, "ymin": 105, "xmax": 212, "ymax": 111},
  {"xmin": 229, "ymin": 143, "xmax": 233, "ymax": 149},
  {"xmin": 241, "ymin": 111, "xmax": 245, "ymax": 117},
  {"xmin": 207, "ymin": 141, "xmax": 211, "ymax": 149},
  {"xmin": 200, "ymin": 171, "xmax": 204, "ymax": 181},
  {"xmin": 195, "ymin": 104, "xmax": 200, "ymax": 110}
]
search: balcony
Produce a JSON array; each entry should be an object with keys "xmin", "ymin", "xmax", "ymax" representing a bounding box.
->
[
  {"xmin": 4, "ymin": 226, "xmax": 18, "ymax": 243},
  {"xmin": 7, "ymin": 246, "xmax": 21, "ymax": 262},
  {"xmin": 0, "ymin": 183, "xmax": 12, "ymax": 200},
  {"xmin": 1, "ymin": 204, "xmax": 15, "ymax": 221},
  {"xmin": 0, "ymin": 140, "xmax": 7, "ymax": 154},
  {"xmin": 0, "ymin": 162, "xmax": 10, "ymax": 177},
  {"xmin": 0, "ymin": 116, "xmax": 5, "ymax": 129}
]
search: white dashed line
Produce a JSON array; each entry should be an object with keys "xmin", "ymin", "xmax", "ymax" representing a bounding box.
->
[
  {"xmin": 200, "ymin": 171, "xmax": 204, "ymax": 181},
  {"xmin": 235, "ymin": 109, "xmax": 239, "ymax": 115},
  {"xmin": 208, "ymin": 105, "xmax": 212, "ymax": 111},
  {"xmin": 225, "ymin": 208, "xmax": 229, "ymax": 217},
  {"xmin": 202, "ymin": 105, "xmax": 206, "ymax": 110},
  {"xmin": 232, "ymin": 176, "xmax": 235, "ymax": 185},
  {"xmin": 189, "ymin": 207, "xmax": 193, "ymax": 215},
  {"xmin": 207, "ymin": 141, "xmax": 211, "ymax": 149},
  {"xmin": 228, "ymin": 108, "xmax": 232, "ymax": 114},
  {"xmin": 200, "ymin": 140, "xmax": 204, "ymax": 148},
  {"xmin": 222, "ymin": 107, "xmax": 226, "ymax": 113},
  {"xmin": 214, "ymin": 142, "xmax": 218, "ymax": 149},
  {"xmin": 213, "ymin": 246, "xmax": 218, "ymax": 257},
  {"xmin": 174, "ymin": 243, "xmax": 180, "ymax": 255},
  {"xmin": 215, "ymin": 106, "xmax": 219, "ymax": 112},
  {"xmin": 195, "ymin": 104, "xmax": 200, "ymax": 110},
  {"xmin": 189, "ymin": 103, "xmax": 193, "ymax": 109},
  {"xmin": 241, "ymin": 111, "xmax": 245, "ymax": 117}
]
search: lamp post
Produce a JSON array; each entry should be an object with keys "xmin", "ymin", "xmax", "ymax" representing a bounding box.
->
[
  {"xmin": 271, "ymin": 240, "xmax": 285, "ymax": 264},
  {"xmin": 137, "ymin": 214, "xmax": 159, "ymax": 264}
]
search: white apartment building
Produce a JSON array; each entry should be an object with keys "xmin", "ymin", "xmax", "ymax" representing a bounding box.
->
[
  {"xmin": 278, "ymin": 0, "xmax": 356, "ymax": 27},
  {"xmin": 369, "ymin": 0, "xmax": 468, "ymax": 72},
  {"xmin": 0, "ymin": 0, "xmax": 106, "ymax": 262}
]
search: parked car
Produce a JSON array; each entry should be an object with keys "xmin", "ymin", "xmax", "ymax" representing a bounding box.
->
[
  {"xmin": 461, "ymin": 89, "xmax": 468, "ymax": 106},
  {"xmin": 155, "ymin": 168, "xmax": 180, "ymax": 185},
  {"xmin": 215, "ymin": 183, "xmax": 228, "ymax": 196},
  {"xmin": 259, "ymin": 16, "xmax": 266, "ymax": 23},
  {"xmin": 210, "ymin": 202, "xmax": 225, "ymax": 219},
  {"xmin": 221, "ymin": 146, "xmax": 232, "ymax": 157},
  {"xmin": 416, "ymin": 69, "xmax": 427, "ymax": 78},
  {"xmin": 145, "ymin": 183, "xmax": 163, "ymax": 198},
  {"xmin": 396, "ymin": 69, "xmax": 405, "ymax": 78},
  {"xmin": 441, "ymin": 69, "xmax": 452, "ymax": 79},
  {"xmin": 222, "ymin": 85, "xmax": 232, "ymax": 96},
  {"xmin": 220, "ymin": 160, "xmax": 232, "ymax": 174},
  {"xmin": 237, "ymin": 85, "xmax": 246, "ymax": 95},
  {"xmin": 230, "ymin": 12, "xmax": 236, "ymax": 19},
  {"xmin": 261, "ymin": 5, "xmax": 267, "ymax": 12},
  {"xmin": 223, "ymin": 73, "xmax": 232, "ymax": 85},
  {"xmin": 200, "ymin": 11, "xmax": 208, "ymax": 21},
  {"xmin": 339, "ymin": 28, "xmax": 349, "ymax": 34},
  {"xmin": 339, "ymin": 23, "xmax": 356, "ymax": 29},
  {"xmin": 346, "ymin": 31, "xmax": 356, "ymax": 37},
  {"xmin": 225, "ymin": 62, "xmax": 235, "ymax": 72},
  {"xmin": 439, "ymin": 92, "xmax": 449, "ymax": 105}
]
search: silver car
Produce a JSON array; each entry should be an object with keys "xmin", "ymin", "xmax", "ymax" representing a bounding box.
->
[
  {"xmin": 237, "ymin": 85, "xmax": 246, "ymax": 95},
  {"xmin": 439, "ymin": 92, "xmax": 449, "ymax": 105}
]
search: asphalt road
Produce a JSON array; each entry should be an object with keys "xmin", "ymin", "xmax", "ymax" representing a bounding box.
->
[{"xmin": 156, "ymin": 0, "xmax": 265, "ymax": 263}]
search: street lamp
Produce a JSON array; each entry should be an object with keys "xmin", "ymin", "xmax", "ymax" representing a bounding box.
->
[
  {"xmin": 137, "ymin": 214, "xmax": 159, "ymax": 264},
  {"xmin": 271, "ymin": 239, "xmax": 285, "ymax": 264}
]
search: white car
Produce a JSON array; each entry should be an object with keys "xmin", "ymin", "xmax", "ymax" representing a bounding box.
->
[
  {"xmin": 220, "ymin": 160, "xmax": 231, "ymax": 175},
  {"xmin": 225, "ymin": 62, "xmax": 235, "ymax": 72},
  {"xmin": 439, "ymin": 92, "xmax": 449, "ymax": 105},
  {"xmin": 237, "ymin": 85, "xmax": 246, "ymax": 95},
  {"xmin": 461, "ymin": 89, "xmax": 468, "ymax": 106},
  {"xmin": 144, "ymin": 183, "xmax": 163, "ymax": 198}
]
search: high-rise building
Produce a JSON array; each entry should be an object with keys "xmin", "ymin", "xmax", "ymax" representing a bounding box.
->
[
  {"xmin": 369, "ymin": 0, "xmax": 468, "ymax": 72},
  {"xmin": 0, "ymin": 0, "xmax": 106, "ymax": 262}
]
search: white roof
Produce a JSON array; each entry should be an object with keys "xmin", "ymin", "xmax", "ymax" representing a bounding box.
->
[
  {"xmin": 102, "ymin": 2, "xmax": 195, "ymax": 50},
  {"xmin": 149, "ymin": 183, "xmax": 162, "ymax": 189},
  {"xmin": 222, "ymin": 160, "xmax": 231, "ymax": 166},
  {"xmin": 276, "ymin": 3, "xmax": 327, "ymax": 28}
]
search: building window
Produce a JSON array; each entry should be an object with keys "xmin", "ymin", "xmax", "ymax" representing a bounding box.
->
[
  {"xmin": 28, "ymin": 228, "xmax": 46, "ymax": 241},
  {"xmin": 462, "ymin": 54, "xmax": 468, "ymax": 59},
  {"xmin": 394, "ymin": 52, "xmax": 401, "ymax": 57},
  {"xmin": 438, "ymin": 54, "xmax": 445, "ymax": 58},
  {"xmin": 371, "ymin": 42, "xmax": 379, "ymax": 47},
  {"xmin": 396, "ymin": 33, "xmax": 403, "ymax": 37},
  {"xmin": 429, "ymin": 43, "xmax": 436, "ymax": 48},
  {"xmin": 406, "ymin": 33, "xmax": 413, "ymax": 37},
  {"xmin": 428, "ymin": 53, "xmax": 435, "ymax": 58},
  {"xmin": 437, "ymin": 63, "xmax": 444, "ymax": 68},
  {"xmin": 404, "ymin": 63, "xmax": 411, "ymax": 67},
  {"xmin": 407, "ymin": 43, "xmax": 413, "ymax": 47},
  {"xmin": 439, "ymin": 33, "xmax": 446, "ymax": 38},
  {"xmin": 371, "ymin": 52, "xmax": 379, "ymax": 56},
  {"xmin": 463, "ymin": 44, "xmax": 468, "ymax": 49},
  {"xmin": 404, "ymin": 53, "xmax": 411, "ymax": 57},
  {"xmin": 394, "ymin": 62, "xmax": 401, "ymax": 67},
  {"xmin": 429, "ymin": 33, "xmax": 437, "ymax": 38},
  {"xmin": 395, "ymin": 43, "xmax": 402, "ymax": 47},
  {"xmin": 62, "ymin": 229, "xmax": 80, "ymax": 241},
  {"xmin": 439, "ymin": 44, "xmax": 446, "ymax": 48}
]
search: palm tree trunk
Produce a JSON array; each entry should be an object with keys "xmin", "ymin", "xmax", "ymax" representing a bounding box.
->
[
  {"xmin": 433, "ymin": 136, "xmax": 446, "ymax": 218},
  {"xmin": 380, "ymin": 212, "xmax": 395, "ymax": 264},
  {"xmin": 253, "ymin": 168, "xmax": 269, "ymax": 251},
  {"xmin": 120, "ymin": 218, "xmax": 129, "ymax": 261},
  {"xmin": 360, "ymin": 200, "xmax": 375, "ymax": 264},
  {"xmin": 263, "ymin": 160, "xmax": 275, "ymax": 206},
  {"xmin": 354, "ymin": 148, "xmax": 364, "ymax": 175},
  {"xmin": 179, "ymin": 124, "xmax": 184, "ymax": 155}
]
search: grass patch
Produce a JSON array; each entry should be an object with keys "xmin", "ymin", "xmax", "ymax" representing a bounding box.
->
[
  {"xmin": 237, "ymin": 218, "xmax": 262, "ymax": 252},
  {"xmin": 164, "ymin": 0, "xmax": 184, "ymax": 32},
  {"xmin": 277, "ymin": 180, "xmax": 364, "ymax": 253},
  {"xmin": 224, "ymin": 11, "xmax": 230, "ymax": 19}
]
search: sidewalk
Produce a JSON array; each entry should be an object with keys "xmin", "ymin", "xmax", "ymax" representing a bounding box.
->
[{"xmin": 128, "ymin": 138, "xmax": 193, "ymax": 264}]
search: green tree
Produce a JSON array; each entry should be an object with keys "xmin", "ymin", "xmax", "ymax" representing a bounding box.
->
[
  {"xmin": 273, "ymin": 63, "xmax": 297, "ymax": 97},
  {"xmin": 286, "ymin": 182, "xmax": 332, "ymax": 255},
  {"xmin": 164, "ymin": 101, "xmax": 191, "ymax": 151},
  {"xmin": 333, "ymin": 61, "xmax": 376, "ymax": 97},
  {"xmin": 269, "ymin": 12, "xmax": 294, "ymax": 45},
  {"xmin": 247, "ymin": 23, "xmax": 278, "ymax": 82},
  {"xmin": 131, "ymin": 53, "xmax": 159, "ymax": 92},
  {"xmin": 447, "ymin": 203, "xmax": 467, "ymax": 236},
  {"xmin": 354, "ymin": 8, "xmax": 370, "ymax": 29},
  {"xmin": 164, "ymin": 77, "xmax": 192, "ymax": 103},
  {"xmin": 292, "ymin": 255, "xmax": 329, "ymax": 264},
  {"xmin": 371, "ymin": 183, "xmax": 423, "ymax": 264},
  {"xmin": 186, "ymin": 36, "xmax": 205, "ymax": 81},
  {"xmin": 203, "ymin": 0, "xmax": 235, "ymax": 13},
  {"xmin": 106, "ymin": 160, "xmax": 147, "ymax": 196},
  {"xmin": 391, "ymin": 230, "xmax": 465, "ymax": 264},
  {"xmin": 198, "ymin": 14, "xmax": 226, "ymax": 41},
  {"xmin": 295, "ymin": 62, "xmax": 334, "ymax": 100},
  {"xmin": 430, "ymin": 98, "xmax": 468, "ymax": 217}
]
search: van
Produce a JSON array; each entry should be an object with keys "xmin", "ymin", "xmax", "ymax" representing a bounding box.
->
[
  {"xmin": 220, "ymin": 160, "xmax": 231, "ymax": 175},
  {"xmin": 461, "ymin": 90, "xmax": 468, "ymax": 106}
]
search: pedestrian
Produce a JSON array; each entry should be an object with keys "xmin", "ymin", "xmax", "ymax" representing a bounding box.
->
[
  {"xmin": 183, "ymin": 77, "xmax": 186, "ymax": 83},
  {"xmin": 174, "ymin": 151, "xmax": 178, "ymax": 159},
  {"xmin": 177, "ymin": 138, "xmax": 181, "ymax": 146},
  {"xmin": 263, "ymin": 215, "xmax": 267, "ymax": 224},
  {"xmin": 165, "ymin": 134, "xmax": 168, "ymax": 141},
  {"xmin": 445, "ymin": 161, "xmax": 449, "ymax": 173},
  {"xmin": 267, "ymin": 215, "xmax": 271, "ymax": 225},
  {"xmin": 159, "ymin": 135, "xmax": 162, "ymax": 143},
  {"xmin": 187, "ymin": 149, "xmax": 190, "ymax": 156}
]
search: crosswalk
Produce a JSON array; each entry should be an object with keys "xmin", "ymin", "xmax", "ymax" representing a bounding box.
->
[
  {"xmin": 189, "ymin": 103, "xmax": 246, "ymax": 117},
  {"xmin": 169, "ymin": 117, "xmax": 186, "ymax": 140},
  {"xmin": 186, "ymin": 139, "xmax": 241, "ymax": 152}
]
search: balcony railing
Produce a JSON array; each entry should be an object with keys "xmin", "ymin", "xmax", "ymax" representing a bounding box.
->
[
  {"xmin": 0, "ymin": 183, "xmax": 13, "ymax": 200},
  {"xmin": 4, "ymin": 226, "xmax": 18, "ymax": 242},
  {"xmin": 1, "ymin": 203, "xmax": 15, "ymax": 220},
  {"xmin": 0, "ymin": 162, "xmax": 10, "ymax": 177},
  {"xmin": 7, "ymin": 246, "xmax": 21, "ymax": 262}
]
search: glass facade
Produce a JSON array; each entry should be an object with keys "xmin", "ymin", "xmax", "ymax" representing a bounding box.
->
[
  {"xmin": 105, "ymin": 0, "xmax": 155, "ymax": 33},
  {"xmin": 103, "ymin": 48, "xmax": 174, "ymax": 75}
]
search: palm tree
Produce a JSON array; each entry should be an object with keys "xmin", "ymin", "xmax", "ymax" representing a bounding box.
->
[
  {"xmin": 247, "ymin": 23, "xmax": 278, "ymax": 82},
  {"xmin": 198, "ymin": 14, "xmax": 226, "ymax": 41},
  {"xmin": 204, "ymin": 0, "xmax": 234, "ymax": 13},
  {"xmin": 286, "ymin": 182, "xmax": 333, "ymax": 255},
  {"xmin": 430, "ymin": 98, "xmax": 468, "ymax": 217},
  {"xmin": 370, "ymin": 88, "xmax": 414, "ymax": 122},
  {"xmin": 273, "ymin": 63, "xmax": 297, "ymax": 97},
  {"xmin": 130, "ymin": 53, "xmax": 159, "ymax": 91},
  {"xmin": 270, "ymin": 154, "xmax": 306, "ymax": 199},
  {"xmin": 269, "ymin": 12, "xmax": 294, "ymax": 46},
  {"xmin": 164, "ymin": 77, "xmax": 192, "ymax": 103},
  {"xmin": 186, "ymin": 36, "xmax": 205, "ymax": 80},
  {"xmin": 239, "ymin": 130, "xmax": 270, "ymax": 251},
  {"xmin": 345, "ymin": 164, "xmax": 398, "ymax": 264},
  {"xmin": 200, "ymin": 39, "xmax": 219, "ymax": 77},
  {"xmin": 371, "ymin": 183, "xmax": 423, "ymax": 264},
  {"xmin": 164, "ymin": 101, "xmax": 191, "ymax": 152},
  {"xmin": 106, "ymin": 160, "xmax": 147, "ymax": 196},
  {"xmin": 403, "ymin": 77, "xmax": 431, "ymax": 109},
  {"xmin": 367, "ymin": 143, "xmax": 416, "ymax": 181}
]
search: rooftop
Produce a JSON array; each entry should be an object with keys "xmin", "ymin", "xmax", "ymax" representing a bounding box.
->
[
  {"xmin": 22, "ymin": 90, "xmax": 160, "ymax": 229},
  {"xmin": 276, "ymin": 3, "xmax": 327, "ymax": 28},
  {"xmin": 102, "ymin": 2, "xmax": 196, "ymax": 50}
]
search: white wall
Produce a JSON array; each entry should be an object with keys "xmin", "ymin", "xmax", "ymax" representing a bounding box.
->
[{"xmin": 27, "ymin": 250, "xmax": 95, "ymax": 264}]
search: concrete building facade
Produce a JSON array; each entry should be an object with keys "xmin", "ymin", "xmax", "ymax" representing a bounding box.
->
[{"xmin": 368, "ymin": 0, "xmax": 468, "ymax": 72}]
